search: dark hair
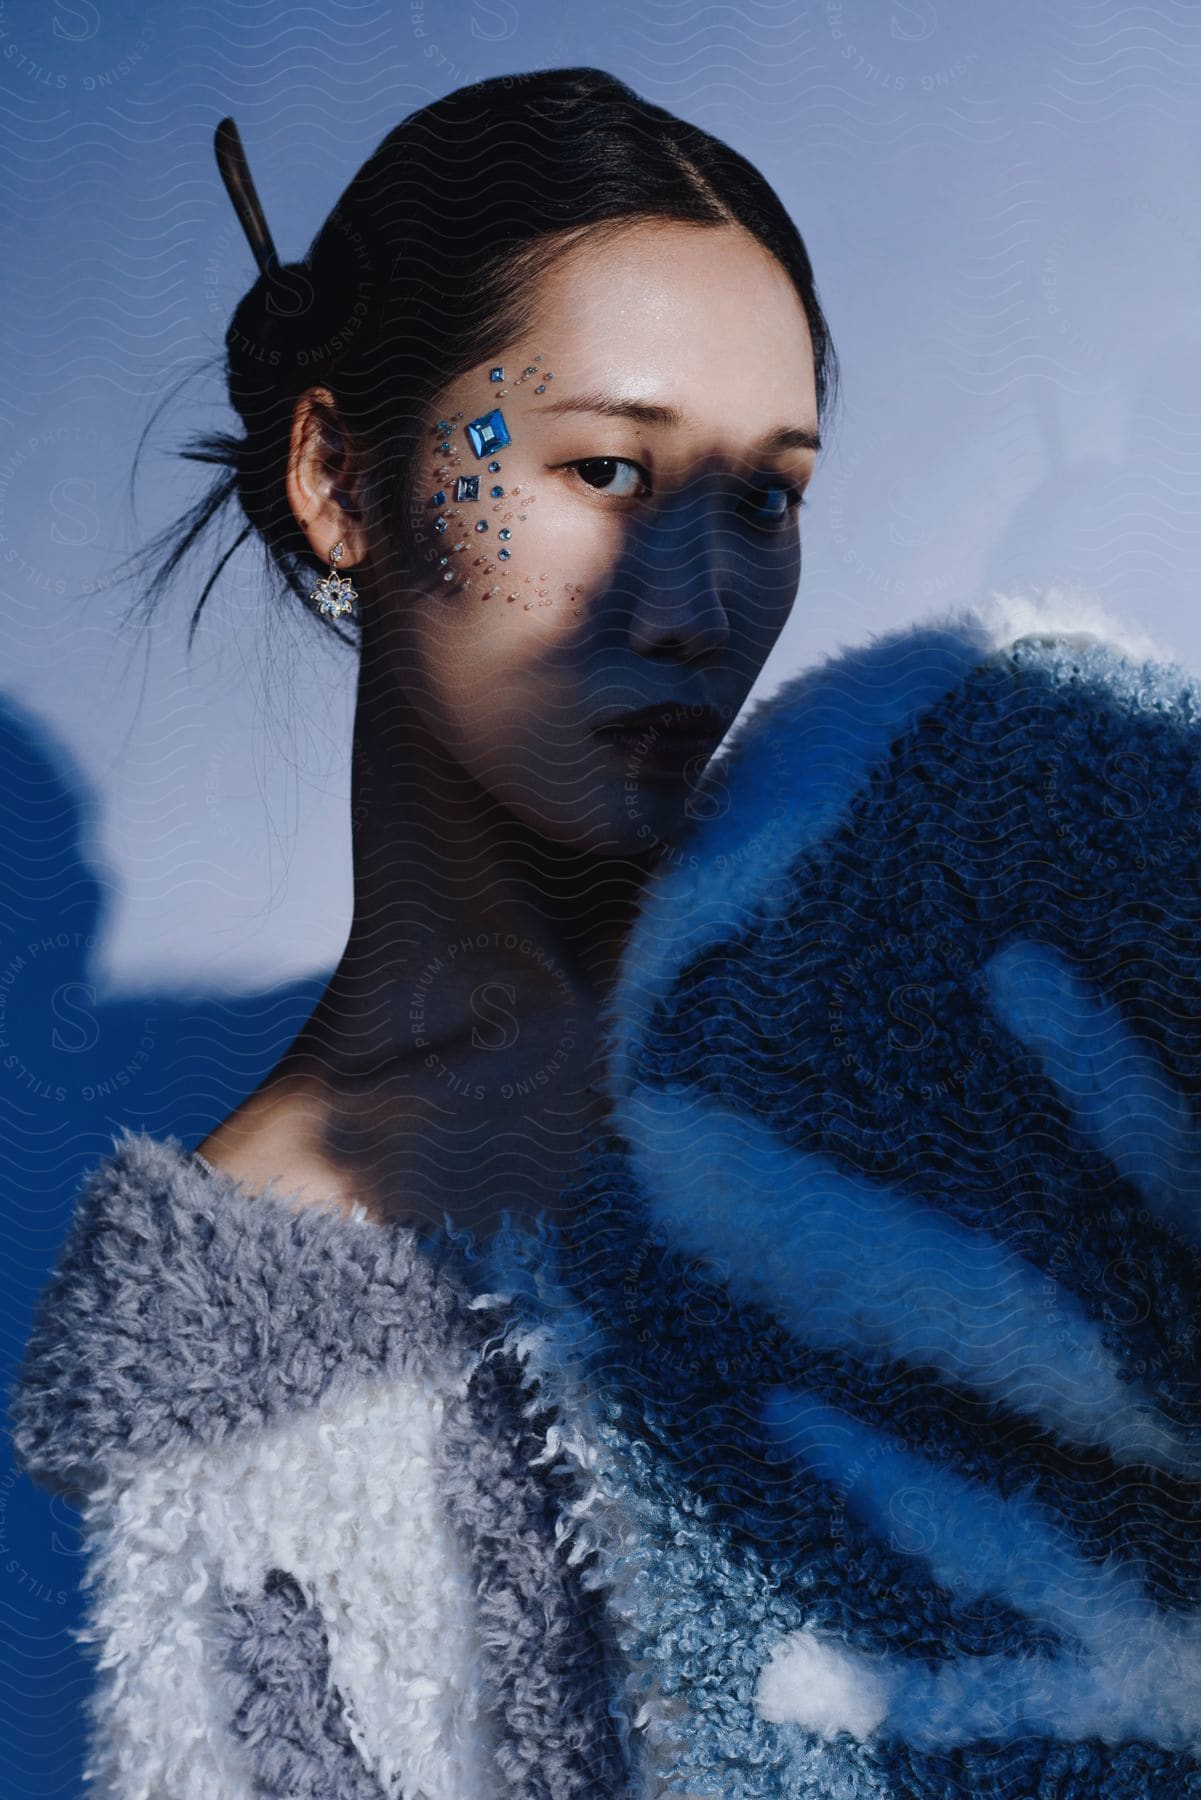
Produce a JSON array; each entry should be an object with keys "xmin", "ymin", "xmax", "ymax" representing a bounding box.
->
[{"xmin": 127, "ymin": 66, "xmax": 840, "ymax": 652}]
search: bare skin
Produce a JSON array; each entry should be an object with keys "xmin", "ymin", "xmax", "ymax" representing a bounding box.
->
[{"xmin": 196, "ymin": 218, "xmax": 821, "ymax": 1239}]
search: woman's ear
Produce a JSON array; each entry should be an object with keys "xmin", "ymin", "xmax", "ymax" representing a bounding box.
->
[{"xmin": 285, "ymin": 386, "xmax": 370, "ymax": 567}]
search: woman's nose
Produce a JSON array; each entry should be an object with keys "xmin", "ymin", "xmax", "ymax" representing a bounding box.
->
[{"xmin": 626, "ymin": 484, "xmax": 732, "ymax": 662}]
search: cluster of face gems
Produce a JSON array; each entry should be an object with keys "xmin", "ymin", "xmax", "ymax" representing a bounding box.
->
[
  {"xmin": 426, "ymin": 353, "xmax": 560, "ymax": 608},
  {"xmin": 310, "ymin": 540, "xmax": 358, "ymax": 621}
]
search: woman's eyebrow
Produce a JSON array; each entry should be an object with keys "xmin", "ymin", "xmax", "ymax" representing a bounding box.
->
[{"xmin": 536, "ymin": 388, "xmax": 821, "ymax": 455}]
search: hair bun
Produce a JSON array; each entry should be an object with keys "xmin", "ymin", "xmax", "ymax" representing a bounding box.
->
[
  {"xmin": 224, "ymin": 260, "xmax": 320, "ymax": 423},
  {"xmin": 227, "ymin": 254, "xmax": 361, "ymax": 414}
]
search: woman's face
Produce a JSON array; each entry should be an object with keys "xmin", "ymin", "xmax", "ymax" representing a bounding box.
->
[{"xmin": 373, "ymin": 219, "xmax": 821, "ymax": 855}]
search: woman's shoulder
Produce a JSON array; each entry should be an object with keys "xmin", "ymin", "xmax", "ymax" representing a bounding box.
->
[
  {"xmin": 601, "ymin": 601, "xmax": 1201, "ymax": 1081},
  {"xmin": 192, "ymin": 1081, "xmax": 365, "ymax": 1219},
  {"xmin": 6, "ymin": 1124, "xmax": 480, "ymax": 1502}
]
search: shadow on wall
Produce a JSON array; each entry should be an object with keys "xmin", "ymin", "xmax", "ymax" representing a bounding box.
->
[
  {"xmin": 0, "ymin": 689, "xmax": 328, "ymax": 1798},
  {"xmin": 979, "ymin": 353, "xmax": 1201, "ymax": 633}
]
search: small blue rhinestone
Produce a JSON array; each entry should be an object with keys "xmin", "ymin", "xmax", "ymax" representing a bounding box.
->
[
  {"xmin": 437, "ymin": 420, "xmax": 449, "ymax": 432},
  {"xmin": 490, "ymin": 367, "xmax": 504, "ymax": 382},
  {"xmin": 431, "ymin": 490, "xmax": 446, "ymax": 507},
  {"xmin": 490, "ymin": 486, "xmax": 504, "ymax": 498},
  {"xmin": 498, "ymin": 528, "xmax": 512, "ymax": 540},
  {"xmin": 475, "ymin": 520, "xmax": 488, "ymax": 532},
  {"xmin": 524, "ymin": 366, "xmax": 536, "ymax": 375},
  {"xmin": 498, "ymin": 549, "xmax": 510, "ymax": 560},
  {"xmin": 534, "ymin": 384, "xmax": 546, "ymax": 394},
  {"xmin": 488, "ymin": 460, "xmax": 501, "ymax": 473},
  {"xmin": 434, "ymin": 517, "xmax": 448, "ymax": 534},
  {"xmin": 440, "ymin": 441, "xmax": 451, "ymax": 453}
]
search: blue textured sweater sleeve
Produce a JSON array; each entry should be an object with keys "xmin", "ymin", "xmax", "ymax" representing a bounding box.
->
[{"xmin": 533, "ymin": 619, "xmax": 1201, "ymax": 1799}]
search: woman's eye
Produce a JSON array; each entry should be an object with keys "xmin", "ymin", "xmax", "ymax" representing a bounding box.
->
[
  {"xmin": 741, "ymin": 484, "xmax": 808, "ymax": 529},
  {"xmin": 562, "ymin": 458, "xmax": 807, "ymax": 527},
  {"xmin": 565, "ymin": 456, "xmax": 649, "ymax": 499}
]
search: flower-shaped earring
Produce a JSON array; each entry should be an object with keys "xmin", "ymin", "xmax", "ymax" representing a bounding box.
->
[{"xmin": 311, "ymin": 540, "xmax": 358, "ymax": 621}]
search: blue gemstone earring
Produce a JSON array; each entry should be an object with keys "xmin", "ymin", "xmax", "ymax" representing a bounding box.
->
[{"xmin": 311, "ymin": 540, "xmax": 357, "ymax": 621}]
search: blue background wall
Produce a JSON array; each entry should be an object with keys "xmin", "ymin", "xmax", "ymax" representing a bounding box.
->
[{"xmin": 3, "ymin": 2, "xmax": 1200, "ymax": 1790}]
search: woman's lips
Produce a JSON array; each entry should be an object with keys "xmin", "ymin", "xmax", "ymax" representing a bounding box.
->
[{"xmin": 593, "ymin": 706, "xmax": 726, "ymax": 778}]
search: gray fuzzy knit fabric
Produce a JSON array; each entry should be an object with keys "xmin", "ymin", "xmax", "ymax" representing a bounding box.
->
[
  {"xmin": 9, "ymin": 1129, "xmax": 469, "ymax": 1498},
  {"xmin": 214, "ymin": 1566, "xmax": 391, "ymax": 1798},
  {"xmin": 440, "ymin": 1322, "xmax": 641, "ymax": 1794}
]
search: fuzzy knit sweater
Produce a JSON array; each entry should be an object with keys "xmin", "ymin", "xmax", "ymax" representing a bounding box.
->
[
  {"xmin": 11, "ymin": 602, "xmax": 1201, "ymax": 1798},
  {"xmin": 6, "ymin": 1127, "xmax": 645, "ymax": 1798}
]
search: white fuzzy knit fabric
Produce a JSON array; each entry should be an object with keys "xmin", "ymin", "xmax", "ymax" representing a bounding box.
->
[{"xmin": 76, "ymin": 1376, "xmax": 498, "ymax": 1798}]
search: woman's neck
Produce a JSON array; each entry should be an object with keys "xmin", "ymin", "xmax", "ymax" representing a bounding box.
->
[{"xmin": 290, "ymin": 672, "xmax": 660, "ymax": 1079}]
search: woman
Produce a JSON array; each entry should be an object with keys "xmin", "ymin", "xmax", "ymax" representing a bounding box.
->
[
  {"xmin": 8, "ymin": 67, "xmax": 837, "ymax": 1797},
  {"xmin": 14, "ymin": 66, "xmax": 1201, "ymax": 1800}
]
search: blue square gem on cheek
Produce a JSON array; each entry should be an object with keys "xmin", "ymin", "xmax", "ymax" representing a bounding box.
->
[{"xmin": 465, "ymin": 409, "xmax": 511, "ymax": 459}]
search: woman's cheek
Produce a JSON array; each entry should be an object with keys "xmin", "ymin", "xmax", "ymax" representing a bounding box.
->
[{"xmin": 411, "ymin": 360, "xmax": 587, "ymax": 618}]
